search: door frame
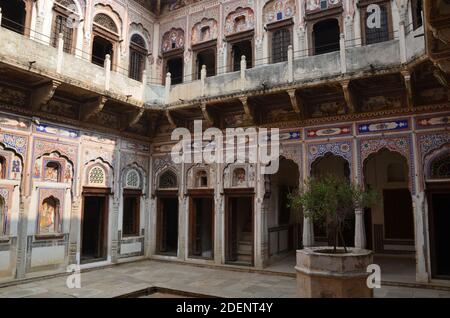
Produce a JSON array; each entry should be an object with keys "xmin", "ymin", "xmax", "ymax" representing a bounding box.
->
[
  {"xmin": 187, "ymin": 189, "xmax": 215, "ymax": 260},
  {"xmin": 80, "ymin": 187, "xmax": 111, "ymax": 264},
  {"xmin": 426, "ymin": 181, "xmax": 450, "ymax": 279},
  {"xmin": 224, "ymin": 188, "xmax": 255, "ymax": 266},
  {"xmin": 155, "ymin": 190, "xmax": 179, "ymax": 256}
]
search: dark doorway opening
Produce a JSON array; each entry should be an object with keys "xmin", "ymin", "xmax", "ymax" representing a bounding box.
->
[
  {"xmin": 81, "ymin": 193, "xmax": 108, "ymax": 263},
  {"xmin": 383, "ymin": 188, "xmax": 414, "ymax": 240},
  {"xmin": 428, "ymin": 183, "xmax": 450, "ymax": 279},
  {"xmin": 123, "ymin": 191, "xmax": 140, "ymax": 237},
  {"xmin": 166, "ymin": 57, "xmax": 183, "ymax": 85},
  {"xmin": 157, "ymin": 197, "xmax": 179, "ymax": 255},
  {"xmin": 0, "ymin": 0, "xmax": 26, "ymax": 34},
  {"xmin": 196, "ymin": 49, "xmax": 216, "ymax": 79},
  {"xmin": 225, "ymin": 194, "xmax": 253, "ymax": 266},
  {"xmin": 313, "ymin": 19, "xmax": 340, "ymax": 55},
  {"xmin": 92, "ymin": 36, "xmax": 113, "ymax": 68},
  {"xmin": 232, "ymin": 40, "xmax": 252, "ymax": 71},
  {"xmin": 189, "ymin": 196, "xmax": 214, "ymax": 259}
]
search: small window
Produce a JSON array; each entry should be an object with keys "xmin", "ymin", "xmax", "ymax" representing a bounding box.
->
[
  {"xmin": 234, "ymin": 16, "xmax": 246, "ymax": 33},
  {"xmin": 0, "ymin": 156, "xmax": 6, "ymax": 179},
  {"xmin": 272, "ymin": 28, "xmax": 291, "ymax": 63},
  {"xmin": 200, "ymin": 26, "xmax": 210, "ymax": 42},
  {"xmin": 52, "ymin": 14, "xmax": 74, "ymax": 53},
  {"xmin": 412, "ymin": 0, "xmax": 423, "ymax": 30},
  {"xmin": 89, "ymin": 166, "xmax": 106, "ymax": 186},
  {"xmin": 129, "ymin": 34, "xmax": 147, "ymax": 81},
  {"xmin": 38, "ymin": 197, "xmax": 61, "ymax": 234},
  {"xmin": 430, "ymin": 154, "xmax": 450, "ymax": 179},
  {"xmin": 196, "ymin": 170, "xmax": 208, "ymax": 187},
  {"xmin": 123, "ymin": 194, "xmax": 140, "ymax": 237},
  {"xmin": 126, "ymin": 169, "xmax": 140, "ymax": 188},
  {"xmin": 320, "ymin": 0, "xmax": 328, "ymax": 10},
  {"xmin": 364, "ymin": 4, "xmax": 390, "ymax": 45},
  {"xmin": 45, "ymin": 162, "xmax": 60, "ymax": 182},
  {"xmin": 159, "ymin": 170, "xmax": 178, "ymax": 188}
]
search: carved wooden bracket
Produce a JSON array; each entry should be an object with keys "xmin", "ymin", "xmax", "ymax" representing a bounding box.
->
[
  {"xmin": 341, "ymin": 80, "xmax": 356, "ymax": 113},
  {"xmin": 286, "ymin": 88, "xmax": 303, "ymax": 119},
  {"xmin": 30, "ymin": 80, "xmax": 61, "ymax": 111},
  {"xmin": 200, "ymin": 103, "xmax": 215, "ymax": 126},
  {"xmin": 401, "ymin": 70, "xmax": 414, "ymax": 109},
  {"xmin": 165, "ymin": 109, "xmax": 177, "ymax": 128},
  {"xmin": 80, "ymin": 95, "xmax": 108, "ymax": 121},
  {"xmin": 239, "ymin": 96, "xmax": 254, "ymax": 123}
]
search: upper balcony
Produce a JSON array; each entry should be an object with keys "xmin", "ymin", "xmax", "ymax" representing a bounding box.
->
[{"xmin": 166, "ymin": 29, "xmax": 425, "ymax": 107}]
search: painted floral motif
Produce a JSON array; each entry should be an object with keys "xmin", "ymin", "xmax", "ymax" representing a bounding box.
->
[
  {"xmin": 418, "ymin": 133, "xmax": 450, "ymax": 160},
  {"xmin": 224, "ymin": 7, "xmax": 255, "ymax": 36},
  {"xmin": 0, "ymin": 134, "xmax": 27, "ymax": 157},
  {"xmin": 263, "ymin": 0, "xmax": 295, "ymax": 24},
  {"xmin": 308, "ymin": 141, "xmax": 352, "ymax": 165},
  {"xmin": 306, "ymin": 0, "xmax": 341, "ymax": 12}
]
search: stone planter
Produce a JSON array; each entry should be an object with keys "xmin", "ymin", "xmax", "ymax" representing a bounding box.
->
[{"xmin": 295, "ymin": 247, "xmax": 373, "ymax": 298}]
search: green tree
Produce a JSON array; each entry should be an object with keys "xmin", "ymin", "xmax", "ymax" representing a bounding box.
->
[{"xmin": 288, "ymin": 175, "xmax": 378, "ymax": 253}]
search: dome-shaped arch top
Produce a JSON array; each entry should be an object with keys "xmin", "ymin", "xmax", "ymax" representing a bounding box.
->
[
  {"xmin": 94, "ymin": 13, "xmax": 118, "ymax": 33},
  {"xmin": 158, "ymin": 169, "xmax": 178, "ymax": 189},
  {"xmin": 430, "ymin": 152, "xmax": 450, "ymax": 179}
]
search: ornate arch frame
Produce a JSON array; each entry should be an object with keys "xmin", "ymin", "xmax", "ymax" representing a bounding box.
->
[{"xmin": 307, "ymin": 140, "xmax": 353, "ymax": 179}]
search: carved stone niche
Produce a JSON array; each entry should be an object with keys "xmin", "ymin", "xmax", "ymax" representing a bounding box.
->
[
  {"xmin": 223, "ymin": 163, "xmax": 256, "ymax": 189},
  {"xmin": 186, "ymin": 163, "xmax": 216, "ymax": 190}
]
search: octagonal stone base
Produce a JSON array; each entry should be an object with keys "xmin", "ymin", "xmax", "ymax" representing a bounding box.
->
[{"xmin": 295, "ymin": 247, "xmax": 373, "ymax": 298}]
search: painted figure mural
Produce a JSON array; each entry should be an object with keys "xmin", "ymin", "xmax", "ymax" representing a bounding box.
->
[
  {"xmin": 224, "ymin": 7, "xmax": 255, "ymax": 36},
  {"xmin": 39, "ymin": 197, "xmax": 59, "ymax": 234}
]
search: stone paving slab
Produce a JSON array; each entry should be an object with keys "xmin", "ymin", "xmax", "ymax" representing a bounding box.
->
[{"xmin": 0, "ymin": 260, "xmax": 449, "ymax": 298}]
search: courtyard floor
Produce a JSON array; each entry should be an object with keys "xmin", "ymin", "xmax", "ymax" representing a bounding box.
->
[{"xmin": 0, "ymin": 259, "xmax": 450, "ymax": 298}]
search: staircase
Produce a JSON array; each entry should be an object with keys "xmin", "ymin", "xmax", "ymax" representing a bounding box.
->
[{"xmin": 236, "ymin": 231, "xmax": 253, "ymax": 265}]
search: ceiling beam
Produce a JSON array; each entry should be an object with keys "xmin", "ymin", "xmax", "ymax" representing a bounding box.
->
[
  {"xmin": 30, "ymin": 80, "xmax": 61, "ymax": 111},
  {"xmin": 80, "ymin": 95, "xmax": 108, "ymax": 121}
]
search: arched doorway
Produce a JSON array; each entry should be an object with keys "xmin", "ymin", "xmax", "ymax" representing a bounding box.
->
[
  {"xmin": 311, "ymin": 153, "xmax": 353, "ymax": 247},
  {"xmin": 129, "ymin": 34, "xmax": 147, "ymax": 81},
  {"xmin": 426, "ymin": 149, "xmax": 450, "ymax": 279},
  {"xmin": 363, "ymin": 149, "xmax": 414, "ymax": 254},
  {"xmin": 312, "ymin": 18, "xmax": 340, "ymax": 55},
  {"xmin": 156, "ymin": 169, "xmax": 179, "ymax": 256},
  {"xmin": 0, "ymin": 0, "xmax": 26, "ymax": 34},
  {"xmin": 91, "ymin": 13, "xmax": 120, "ymax": 69},
  {"xmin": 195, "ymin": 48, "xmax": 216, "ymax": 79},
  {"xmin": 92, "ymin": 35, "xmax": 114, "ymax": 67},
  {"xmin": 267, "ymin": 157, "xmax": 300, "ymax": 260}
]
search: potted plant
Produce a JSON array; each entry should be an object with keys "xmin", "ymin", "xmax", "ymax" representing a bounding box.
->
[{"xmin": 288, "ymin": 175, "xmax": 378, "ymax": 298}]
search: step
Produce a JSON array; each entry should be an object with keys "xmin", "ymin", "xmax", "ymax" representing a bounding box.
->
[
  {"xmin": 237, "ymin": 254, "xmax": 253, "ymax": 263},
  {"xmin": 237, "ymin": 242, "xmax": 253, "ymax": 253},
  {"xmin": 240, "ymin": 232, "xmax": 253, "ymax": 241}
]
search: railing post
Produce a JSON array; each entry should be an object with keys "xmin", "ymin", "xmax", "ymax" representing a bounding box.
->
[
  {"xmin": 56, "ymin": 33, "xmax": 64, "ymax": 74},
  {"xmin": 104, "ymin": 54, "xmax": 111, "ymax": 91},
  {"xmin": 165, "ymin": 72, "xmax": 171, "ymax": 103},
  {"xmin": 339, "ymin": 33, "xmax": 347, "ymax": 74},
  {"xmin": 201, "ymin": 64, "xmax": 206, "ymax": 96},
  {"xmin": 399, "ymin": 20, "xmax": 407, "ymax": 64},
  {"xmin": 287, "ymin": 44, "xmax": 293, "ymax": 83},
  {"xmin": 0, "ymin": 7, "xmax": 3, "ymax": 26},
  {"xmin": 240, "ymin": 55, "xmax": 246, "ymax": 91},
  {"xmin": 141, "ymin": 69, "xmax": 147, "ymax": 101}
]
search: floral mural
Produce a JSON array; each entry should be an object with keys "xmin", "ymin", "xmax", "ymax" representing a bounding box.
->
[
  {"xmin": 263, "ymin": 0, "xmax": 296, "ymax": 24},
  {"xmin": 306, "ymin": 0, "xmax": 342, "ymax": 12},
  {"xmin": 224, "ymin": 7, "xmax": 255, "ymax": 36}
]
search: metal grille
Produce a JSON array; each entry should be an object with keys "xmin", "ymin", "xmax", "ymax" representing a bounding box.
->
[
  {"xmin": 52, "ymin": 15, "xmax": 73, "ymax": 53},
  {"xmin": 365, "ymin": 5, "xmax": 389, "ymax": 45},
  {"xmin": 272, "ymin": 28, "xmax": 290, "ymax": 63},
  {"xmin": 129, "ymin": 49, "xmax": 145, "ymax": 81},
  {"xmin": 431, "ymin": 154, "xmax": 450, "ymax": 179},
  {"xmin": 159, "ymin": 170, "xmax": 177, "ymax": 188}
]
